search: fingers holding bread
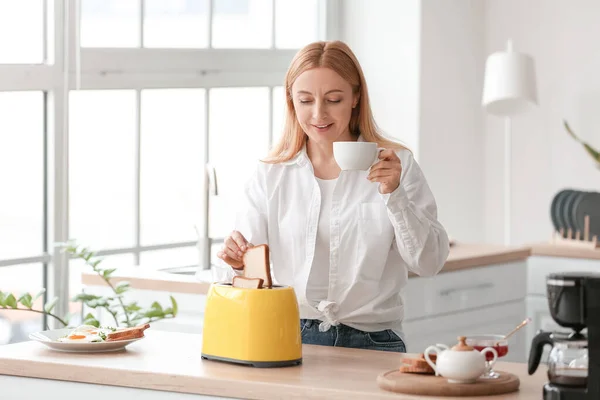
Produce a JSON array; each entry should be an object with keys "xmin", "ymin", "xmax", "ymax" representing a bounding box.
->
[{"xmin": 217, "ymin": 230, "xmax": 252, "ymax": 270}]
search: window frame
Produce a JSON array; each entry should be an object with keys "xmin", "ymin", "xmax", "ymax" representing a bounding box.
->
[{"xmin": 0, "ymin": 0, "xmax": 340, "ymax": 326}]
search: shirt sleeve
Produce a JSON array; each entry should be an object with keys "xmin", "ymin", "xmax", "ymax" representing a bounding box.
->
[
  {"xmin": 380, "ymin": 150, "xmax": 450, "ymax": 277},
  {"xmin": 233, "ymin": 163, "xmax": 269, "ymax": 247},
  {"xmin": 212, "ymin": 163, "xmax": 269, "ymax": 281}
]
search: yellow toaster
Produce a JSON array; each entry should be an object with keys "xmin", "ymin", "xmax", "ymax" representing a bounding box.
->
[{"xmin": 201, "ymin": 283, "xmax": 302, "ymax": 367}]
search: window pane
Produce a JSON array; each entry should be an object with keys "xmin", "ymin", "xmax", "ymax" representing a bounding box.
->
[
  {"xmin": 81, "ymin": 0, "xmax": 140, "ymax": 48},
  {"xmin": 0, "ymin": 264, "xmax": 44, "ymax": 344},
  {"xmin": 139, "ymin": 246, "xmax": 198, "ymax": 269},
  {"xmin": 208, "ymin": 87, "xmax": 270, "ymax": 238},
  {"xmin": 275, "ymin": 0, "xmax": 319, "ymax": 49},
  {"xmin": 0, "ymin": 0, "xmax": 44, "ymax": 63},
  {"xmin": 272, "ymin": 86, "xmax": 285, "ymax": 146},
  {"xmin": 140, "ymin": 89, "xmax": 205, "ymax": 246},
  {"xmin": 0, "ymin": 92, "xmax": 44, "ymax": 260},
  {"xmin": 212, "ymin": 0, "xmax": 272, "ymax": 49},
  {"xmin": 144, "ymin": 0, "xmax": 209, "ymax": 48},
  {"xmin": 69, "ymin": 90, "xmax": 137, "ymax": 250}
]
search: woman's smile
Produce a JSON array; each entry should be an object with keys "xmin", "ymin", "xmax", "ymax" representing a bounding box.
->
[{"xmin": 312, "ymin": 123, "xmax": 334, "ymax": 133}]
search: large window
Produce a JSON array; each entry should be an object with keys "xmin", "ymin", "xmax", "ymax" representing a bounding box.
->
[{"xmin": 0, "ymin": 0, "xmax": 334, "ymax": 344}]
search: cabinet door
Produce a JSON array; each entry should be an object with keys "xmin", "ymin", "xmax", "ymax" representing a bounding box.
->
[
  {"xmin": 404, "ymin": 261, "xmax": 526, "ymax": 321},
  {"xmin": 402, "ymin": 301, "xmax": 526, "ymax": 363}
]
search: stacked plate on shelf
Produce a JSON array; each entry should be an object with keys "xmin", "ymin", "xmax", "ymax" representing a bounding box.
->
[{"xmin": 550, "ymin": 189, "xmax": 600, "ymax": 238}]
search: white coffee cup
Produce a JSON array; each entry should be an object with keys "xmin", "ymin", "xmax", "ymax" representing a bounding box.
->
[{"xmin": 333, "ymin": 141, "xmax": 383, "ymax": 171}]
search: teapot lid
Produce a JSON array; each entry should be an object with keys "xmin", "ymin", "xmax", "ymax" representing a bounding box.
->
[{"xmin": 451, "ymin": 336, "xmax": 474, "ymax": 352}]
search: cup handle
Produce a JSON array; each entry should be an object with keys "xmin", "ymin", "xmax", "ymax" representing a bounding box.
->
[
  {"xmin": 481, "ymin": 347, "xmax": 498, "ymax": 367},
  {"xmin": 371, "ymin": 148, "xmax": 385, "ymax": 166},
  {"xmin": 424, "ymin": 346, "xmax": 441, "ymax": 376}
]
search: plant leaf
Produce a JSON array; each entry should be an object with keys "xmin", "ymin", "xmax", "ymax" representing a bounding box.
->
[
  {"xmin": 125, "ymin": 302, "xmax": 141, "ymax": 313},
  {"xmin": 86, "ymin": 298, "xmax": 108, "ymax": 308},
  {"xmin": 71, "ymin": 293, "xmax": 102, "ymax": 303},
  {"xmin": 5, "ymin": 294, "xmax": 17, "ymax": 309},
  {"xmin": 33, "ymin": 288, "xmax": 46, "ymax": 302},
  {"xmin": 564, "ymin": 120, "xmax": 580, "ymax": 142},
  {"xmin": 44, "ymin": 296, "xmax": 58, "ymax": 313},
  {"xmin": 150, "ymin": 301, "xmax": 163, "ymax": 312},
  {"xmin": 142, "ymin": 308, "xmax": 165, "ymax": 319},
  {"xmin": 115, "ymin": 281, "xmax": 130, "ymax": 295},
  {"xmin": 583, "ymin": 143, "xmax": 600, "ymax": 162},
  {"xmin": 170, "ymin": 296, "xmax": 178, "ymax": 316},
  {"xmin": 0, "ymin": 291, "xmax": 6, "ymax": 307},
  {"xmin": 563, "ymin": 119, "xmax": 600, "ymax": 162},
  {"xmin": 83, "ymin": 250, "xmax": 95, "ymax": 261},
  {"xmin": 102, "ymin": 268, "xmax": 117, "ymax": 279},
  {"xmin": 82, "ymin": 313, "xmax": 100, "ymax": 327},
  {"xmin": 63, "ymin": 312, "xmax": 73, "ymax": 325},
  {"xmin": 18, "ymin": 293, "xmax": 33, "ymax": 309}
]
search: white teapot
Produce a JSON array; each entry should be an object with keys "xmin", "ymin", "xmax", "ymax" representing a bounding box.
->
[{"xmin": 424, "ymin": 336, "xmax": 498, "ymax": 384}]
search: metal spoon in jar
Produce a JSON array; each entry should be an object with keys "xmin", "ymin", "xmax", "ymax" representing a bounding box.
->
[{"xmin": 497, "ymin": 317, "xmax": 532, "ymax": 345}]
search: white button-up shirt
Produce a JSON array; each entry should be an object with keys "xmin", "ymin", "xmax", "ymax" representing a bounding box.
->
[{"xmin": 217, "ymin": 138, "xmax": 450, "ymax": 339}]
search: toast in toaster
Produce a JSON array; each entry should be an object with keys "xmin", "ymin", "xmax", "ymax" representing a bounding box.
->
[
  {"xmin": 232, "ymin": 276, "xmax": 264, "ymax": 289},
  {"xmin": 106, "ymin": 323, "xmax": 150, "ymax": 342},
  {"xmin": 242, "ymin": 244, "xmax": 272, "ymax": 288}
]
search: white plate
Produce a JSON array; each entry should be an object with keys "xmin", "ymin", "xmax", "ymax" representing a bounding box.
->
[{"xmin": 29, "ymin": 328, "xmax": 144, "ymax": 353}]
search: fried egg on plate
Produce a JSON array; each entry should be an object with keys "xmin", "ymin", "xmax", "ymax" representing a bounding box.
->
[{"xmin": 57, "ymin": 325, "xmax": 114, "ymax": 343}]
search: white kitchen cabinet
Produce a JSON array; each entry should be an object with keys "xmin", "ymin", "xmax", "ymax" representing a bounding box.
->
[{"xmin": 402, "ymin": 261, "xmax": 528, "ymax": 362}]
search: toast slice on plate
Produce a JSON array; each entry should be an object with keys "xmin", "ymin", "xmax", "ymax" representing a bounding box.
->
[{"xmin": 106, "ymin": 323, "xmax": 150, "ymax": 342}]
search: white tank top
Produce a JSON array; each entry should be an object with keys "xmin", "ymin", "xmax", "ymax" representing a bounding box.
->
[{"xmin": 306, "ymin": 177, "xmax": 337, "ymax": 305}]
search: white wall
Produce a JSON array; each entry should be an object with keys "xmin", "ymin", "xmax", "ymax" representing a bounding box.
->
[
  {"xmin": 339, "ymin": 0, "xmax": 421, "ymax": 155},
  {"xmin": 340, "ymin": 0, "xmax": 600, "ymax": 245},
  {"xmin": 340, "ymin": 0, "xmax": 485, "ymax": 243},
  {"xmin": 419, "ymin": 0, "xmax": 485, "ymax": 243},
  {"xmin": 484, "ymin": 0, "xmax": 600, "ymax": 244}
]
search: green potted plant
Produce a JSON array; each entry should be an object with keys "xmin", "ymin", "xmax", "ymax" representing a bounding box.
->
[
  {"xmin": 0, "ymin": 240, "xmax": 178, "ymax": 329},
  {"xmin": 564, "ymin": 120, "xmax": 600, "ymax": 169}
]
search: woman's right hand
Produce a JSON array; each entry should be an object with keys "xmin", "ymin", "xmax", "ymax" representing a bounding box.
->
[{"xmin": 217, "ymin": 230, "xmax": 252, "ymax": 270}]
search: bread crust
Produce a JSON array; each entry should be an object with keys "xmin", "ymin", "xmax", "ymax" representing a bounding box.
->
[
  {"xmin": 242, "ymin": 244, "xmax": 272, "ymax": 288},
  {"xmin": 106, "ymin": 323, "xmax": 150, "ymax": 342}
]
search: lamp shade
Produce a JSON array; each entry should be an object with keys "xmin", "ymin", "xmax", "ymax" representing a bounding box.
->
[{"xmin": 482, "ymin": 41, "xmax": 538, "ymax": 116}]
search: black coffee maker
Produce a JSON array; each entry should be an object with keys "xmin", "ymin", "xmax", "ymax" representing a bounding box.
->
[{"xmin": 528, "ymin": 272, "xmax": 600, "ymax": 399}]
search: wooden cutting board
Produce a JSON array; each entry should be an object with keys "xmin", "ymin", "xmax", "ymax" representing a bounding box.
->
[{"xmin": 377, "ymin": 369, "xmax": 520, "ymax": 397}]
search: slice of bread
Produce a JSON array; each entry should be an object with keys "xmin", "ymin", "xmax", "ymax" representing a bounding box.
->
[
  {"xmin": 399, "ymin": 364, "xmax": 435, "ymax": 374},
  {"xmin": 106, "ymin": 323, "xmax": 150, "ymax": 342},
  {"xmin": 232, "ymin": 276, "xmax": 264, "ymax": 289},
  {"xmin": 242, "ymin": 244, "xmax": 272, "ymax": 288}
]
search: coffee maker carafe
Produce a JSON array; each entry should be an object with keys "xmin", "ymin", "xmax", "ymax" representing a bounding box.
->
[{"xmin": 528, "ymin": 272, "xmax": 600, "ymax": 399}]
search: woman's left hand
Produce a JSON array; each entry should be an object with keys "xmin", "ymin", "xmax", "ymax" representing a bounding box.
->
[{"xmin": 367, "ymin": 149, "xmax": 402, "ymax": 194}]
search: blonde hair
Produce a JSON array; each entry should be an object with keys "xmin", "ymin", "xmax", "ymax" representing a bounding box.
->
[{"xmin": 264, "ymin": 40, "xmax": 407, "ymax": 164}]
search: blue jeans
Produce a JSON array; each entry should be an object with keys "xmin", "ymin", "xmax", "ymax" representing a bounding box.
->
[{"xmin": 300, "ymin": 319, "xmax": 406, "ymax": 353}]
